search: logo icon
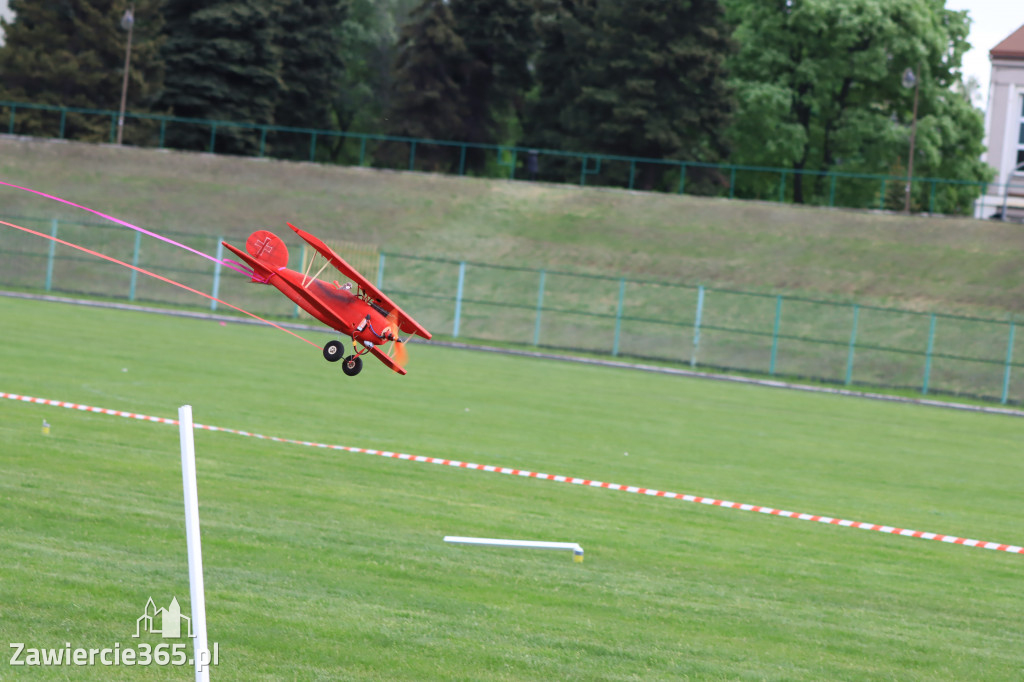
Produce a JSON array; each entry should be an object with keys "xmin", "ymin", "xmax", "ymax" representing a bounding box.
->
[{"xmin": 133, "ymin": 597, "xmax": 194, "ymax": 639}]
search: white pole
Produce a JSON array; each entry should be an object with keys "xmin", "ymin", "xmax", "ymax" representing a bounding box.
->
[
  {"xmin": 179, "ymin": 405, "xmax": 211, "ymax": 682},
  {"xmin": 444, "ymin": 536, "xmax": 584, "ymax": 562}
]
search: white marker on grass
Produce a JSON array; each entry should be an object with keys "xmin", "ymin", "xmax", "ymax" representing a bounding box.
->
[{"xmin": 444, "ymin": 536, "xmax": 584, "ymax": 562}]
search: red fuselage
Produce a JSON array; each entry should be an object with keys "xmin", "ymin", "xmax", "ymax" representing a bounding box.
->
[{"xmin": 265, "ymin": 266, "xmax": 396, "ymax": 347}]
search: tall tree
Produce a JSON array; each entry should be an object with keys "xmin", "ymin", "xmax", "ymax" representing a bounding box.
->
[
  {"xmin": 0, "ymin": 0, "xmax": 164, "ymax": 142},
  {"xmin": 385, "ymin": 0, "xmax": 472, "ymax": 170},
  {"xmin": 522, "ymin": 0, "xmax": 595, "ymax": 152},
  {"xmin": 723, "ymin": 0, "xmax": 992, "ymax": 209},
  {"xmin": 155, "ymin": 0, "xmax": 280, "ymax": 155},
  {"xmin": 274, "ymin": 0, "xmax": 348, "ymax": 161},
  {"xmin": 334, "ymin": 0, "xmax": 420, "ymax": 139},
  {"xmin": 385, "ymin": 0, "xmax": 536, "ymax": 173},
  {"xmin": 524, "ymin": 0, "xmax": 735, "ymax": 190},
  {"xmin": 450, "ymin": 0, "xmax": 536, "ymax": 148}
]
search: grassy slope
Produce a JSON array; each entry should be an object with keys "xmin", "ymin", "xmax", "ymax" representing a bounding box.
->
[
  {"xmin": 2, "ymin": 296, "xmax": 1023, "ymax": 680},
  {"xmin": 1, "ymin": 136, "xmax": 1023, "ymax": 316}
]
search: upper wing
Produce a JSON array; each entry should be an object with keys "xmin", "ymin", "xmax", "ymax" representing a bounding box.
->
[{"xmin": 288, "ymin": 222, "xmax": 431, "ymax": 340}]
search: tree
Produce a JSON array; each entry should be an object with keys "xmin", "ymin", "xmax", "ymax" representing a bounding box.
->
[
  {"xmin": 723, "ymin": 0, "xmax": 992, "ymax": 209},
  {"xmin": 155, "ymin": 0, "xmax": 281, "ymax": 155},
  {"xmin": 523, "ymin": 0, "xmax": 736, "ymax": 191},
  {"xmin": 334, "ymin": 0, "xmax": 420, "ymax": 138},
  {"xmin": 450, "ymin": 0, "xmax": 536, "ymax": 151},
  {"xmin": 384, "ymin": 0, "xmax": 473, "ymax": 171},
  {"xmin": 520, "ymin": 0, "xmax": 595, "ymax": 181},
  {"xmin": 273, "ymin": 0, "xmax": 348, "ymax": 161},
  {"xmin": 0, "ymin": 0, "xmax": 164, "ymax": 142},
  {"xmin": 910, "ymin": 82, "xmax": 992, "ymax": 213},
  {"xmin": 523, "ymin": 0, "xmax": 593, "ymax": 146}
]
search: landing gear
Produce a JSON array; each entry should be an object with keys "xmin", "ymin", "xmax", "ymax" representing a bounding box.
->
[
  {"xmin": 326, "ymin": 338, "xmax": 364, "ymax": 376},
  {"xmin": 342, "ymin": 355, "xmax": 363, "ymax": 376},
  {"xmin": 323, "ymin": 340, "xmax": 344, "ymax": 362}
]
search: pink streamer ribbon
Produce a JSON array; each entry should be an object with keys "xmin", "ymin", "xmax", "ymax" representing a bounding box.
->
[{"xmin": 0, "ymin": 179, "xmax": 253, "ymax": 276}]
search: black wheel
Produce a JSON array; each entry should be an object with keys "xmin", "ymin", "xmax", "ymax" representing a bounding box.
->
[
  {"xmin": 342, "ymin": 355, "xmax": 363, "ymax": 376},
  {"xmin": 323, "ymin": 340, "xmax": 344, "ymax": 362}
]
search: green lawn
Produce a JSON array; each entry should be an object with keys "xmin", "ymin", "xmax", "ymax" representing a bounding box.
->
[{"xmin": 1, "ymin": 296, "xmax": 1022, "ymax": 680}]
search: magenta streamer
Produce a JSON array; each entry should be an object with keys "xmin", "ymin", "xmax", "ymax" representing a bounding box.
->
[{"xmin": 0, "ymin": 180, "xmax": 253, "ymax": 276}]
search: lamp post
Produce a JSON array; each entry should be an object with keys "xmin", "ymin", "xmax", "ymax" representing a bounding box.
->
[
  {"xmin": 901, "ymin": 66, "xmax": 920, "ymax": 214},
  {"xmin": 116, "ymin": 4, "xmax": 135, "ymax": 145}
]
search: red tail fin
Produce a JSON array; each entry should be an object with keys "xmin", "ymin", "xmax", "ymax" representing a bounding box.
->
[{"xmin": 245, "ymin": 230, "xmax": 289, "ymax": 269}]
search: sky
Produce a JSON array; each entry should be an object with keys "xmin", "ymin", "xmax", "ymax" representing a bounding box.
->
[
  {"xmin": 0, "ymin": 1, "xmax": 1021, "ymax": 111},
  {"xmin": 947, "ymin": 0, "xmax": 1024, "ymax": 109}
]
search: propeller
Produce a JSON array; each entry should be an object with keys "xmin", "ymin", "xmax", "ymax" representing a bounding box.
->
[
  {"xmin": 392, "ymin": 337, "xmax": 408, "ymax": 368},
  {"xmin": 385, "ymin": 310, "xmax": 409, "ymax": 369}
]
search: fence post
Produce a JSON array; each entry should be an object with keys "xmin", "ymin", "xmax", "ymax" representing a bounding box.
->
[
  {"xmin": 109, "ymin": 113, "xmax": 117, "ymax": 143},
  {"xmin": 129, "ymin": 231, "xmax": 142, "ymax": 301},
  {"xmin": 769, "ymin": 295, "xmax": 782, "ymax": 375},
  {"xmin": 258, "ymin": 127, "xmax": 268, "ymax": 157},
  {"xmin": 497, "ymin": 147, "xmax": 517, "ymax": 180},
  {"xmin": 45, "ymin": 219, "xmax": 58, "ymax": 291},
  {"xmin": 159, "ymin": 119, "xmax": 166, "ymax": 148},
  {"xmin": 728, "ymin": 168, "xmax": 736, "ymax": 199},
  {"xmin": 458, "ymin": 146, "xmax": 467, "ymax": 176},
  {"xmin": 210, "ymin": 240, "xmax": 224, "ymax": 312},
  {"xmin": 376, "ymin": 253, "xmax": 386, "ymax": 290},
  {"xmin": 59, "ymin": 108, "xmax": 67, "ymax": 139},
  {"xmin": 1002, "ymin": 322, "xmax": 1016, "ymax": 405},
  {"xmin": 922, "ymin": 314, "xmax": 937, "ymax": 395},
  {"xmin": 691, "ymin": 286, "xmax": 705, "ymax": 368},
  {"xmin": 778, "ymin": 172, "xmax": 786, "ymax": 202},
  {"xmin": 612, "ymin": 278, "xmax": 626, "ymax": 357},
  {"xmin": 677, "ymin": 163, "xmax": 687, "ymax": 194},
  {"xmin": 579, "ymin": 156, "xmax": 600, "ymax": 186},
  {"xmin": 309, "ymin": 131, "xmax": 317, "ymax": 162},
  {"xmin": 452, "ymin": 261, "xmax": 466, "ymax": 338},
  {"xmin": 533, "ymin": 269, "xmax": 546, "ymax": 347},
  {"xmin": 845, "ymin": 304, "xmax": 859, "ymax": 386},
  {"xmin": 8, "ymin": 105, "xmax": 15, "ymax": 134}
]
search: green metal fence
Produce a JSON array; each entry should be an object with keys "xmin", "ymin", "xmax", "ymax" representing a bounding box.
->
[
  {"xmin": 0, "ymin": 99, "xmax": 995, "ymax": 215},
  {"xmin": 1, "ymin": 215, "xmax": 1019, "ymax": 404}
]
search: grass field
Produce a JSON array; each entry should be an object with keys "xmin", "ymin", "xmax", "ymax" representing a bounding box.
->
[
  {"xmin": 2, "ymin": 295, "xmax": 1023, "ymax": 680},
  {"xmin": 2, "ymin": 136, "xmax": 1024, "ymax": 316}
]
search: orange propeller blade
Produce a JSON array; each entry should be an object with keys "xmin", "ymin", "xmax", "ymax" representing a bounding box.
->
[
  {"xmin": 392, "ymin": 338, "xmax": 408, "ymax": 368},
  {"xmin": 384, "ymin": 309, "xmax": 408, "ymax": 368}
]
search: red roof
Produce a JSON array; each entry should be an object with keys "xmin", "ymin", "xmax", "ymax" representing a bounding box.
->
[{"xmin": 991, "ymin": 23, "xmax": 1024, "ymax": 59}]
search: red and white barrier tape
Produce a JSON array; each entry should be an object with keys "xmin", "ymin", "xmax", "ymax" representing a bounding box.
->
[{"xmin": 5, "ymin": 391, "xmax": 1022, "ymax": 556}]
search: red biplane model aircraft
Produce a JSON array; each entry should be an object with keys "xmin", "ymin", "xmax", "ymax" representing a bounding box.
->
[{"xmin": 222, "ymin": 224, "xmax": 431, "ymax": 376}]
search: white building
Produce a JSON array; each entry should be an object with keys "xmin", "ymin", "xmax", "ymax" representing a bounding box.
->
[{"xmin": 978, "ymin": 23, "xmax": 1024, "ymax": 221}]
